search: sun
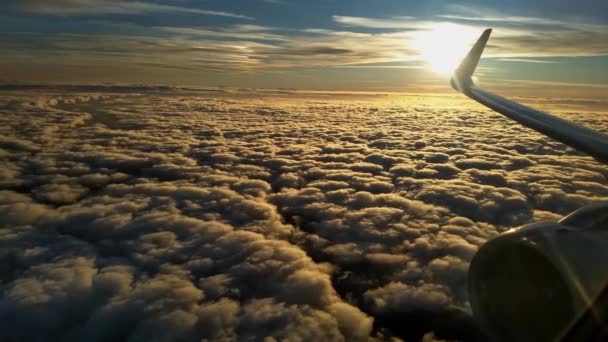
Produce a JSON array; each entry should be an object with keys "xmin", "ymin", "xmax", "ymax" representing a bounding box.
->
[{"xmin": 410, "ymin": 23, "xmax": 479, "ymax": 75}]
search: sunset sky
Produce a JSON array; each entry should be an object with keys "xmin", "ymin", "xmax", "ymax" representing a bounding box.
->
[
  {"xmin": 2, "ymin": 0, "xmax": 608, "ymax": 95},
  {"xmin": 2, "ymin": 2, "xmax": 608, "ymax": 341}
]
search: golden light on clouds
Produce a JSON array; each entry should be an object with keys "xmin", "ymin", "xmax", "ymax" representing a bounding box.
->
[{"xmin": 410, "ymin": 23, "xmax": 479, "ymax": 75}]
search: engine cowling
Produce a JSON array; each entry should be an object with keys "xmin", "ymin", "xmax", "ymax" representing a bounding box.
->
[{"xmin": 468, "ymin": 202, "xmax": 608, "ymax": 341}]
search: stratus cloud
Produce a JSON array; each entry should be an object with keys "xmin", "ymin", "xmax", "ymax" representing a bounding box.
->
[
  {"xmin": 19, "ymin": 0, "xmax": 252, "ymax": 19},
  {"xmin": 0, "ymin": 87, "xmax": 606, "ymax": 341}
]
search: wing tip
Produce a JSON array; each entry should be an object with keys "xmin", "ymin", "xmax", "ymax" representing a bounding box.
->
[{"xmin": 451, "ymin": 28, "xmax": 492, "ymax": 92}]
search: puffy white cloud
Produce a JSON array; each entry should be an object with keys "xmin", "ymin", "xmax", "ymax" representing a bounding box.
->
[{"xmin": 0, "ymin": 88, "xmax": 606, "ymax": 341}]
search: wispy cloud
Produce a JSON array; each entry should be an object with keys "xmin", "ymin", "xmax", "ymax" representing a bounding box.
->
[
  {"xmin": 0, "ymin": 20, "xmax": 421, "ymax": 74},
  {"xmin": 490, "ymin": 79, "xmax": 608, "ymax": 89},
  {"xmin": 496, "ymin": 58, "xmax": 560, "ymax": 64},
  {"xmin": 4, "ymin": 4, "xmax": 608, "ymax": 87},
  {"xmin": 437, "ymin": 14, "xmax": 566, "ymax": 27},
  {"xmin": 331, "ymin": 65, "xmax": 423, "ymax": 69},
  {"xmin": 333, "ymin": 15, "xmax": 426, "ymax": 29},
  {"xmin": 261, "ymin": 0, "xmax": 286, "ymax": 4},
  {"xmin": 160, "ymin": 25, "xmax": 288, "ymax": 42},
  {"xmin": 19, "ymin": 0, "xmax": 252, "ymax": 19},
  {"xmin": 331, "ymin": 14, "xmax": 608, "ymax": 59}
]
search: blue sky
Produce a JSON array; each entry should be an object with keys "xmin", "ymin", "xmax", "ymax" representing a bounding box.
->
[{"xmin": 1, "ymin": 0, "xmax": 607, "ymax": 95}]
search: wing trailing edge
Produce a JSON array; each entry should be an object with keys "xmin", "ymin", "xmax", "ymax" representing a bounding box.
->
[{"xmin": 450, "ymin": 29, "xmax": 608, "ymax": 164}]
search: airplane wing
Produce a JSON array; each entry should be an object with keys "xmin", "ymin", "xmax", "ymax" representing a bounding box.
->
[{"xmin": 451, "ymin": 28, "xmax": 608, "ymax": 164}]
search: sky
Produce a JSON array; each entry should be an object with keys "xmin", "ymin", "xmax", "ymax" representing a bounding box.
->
[{"xmin": 1, "ymin": 0, "xmax": 608, "ymax": 95}]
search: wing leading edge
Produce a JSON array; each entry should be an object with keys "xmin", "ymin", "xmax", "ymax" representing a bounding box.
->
[{"xmin": 451, "ymin": 28, "xmax": 608, "ymax": 164}]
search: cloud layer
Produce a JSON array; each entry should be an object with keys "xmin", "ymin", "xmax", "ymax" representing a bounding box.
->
[{"xmin": 0, "ymin": 87, "xmax": 607, "ymax": 341}]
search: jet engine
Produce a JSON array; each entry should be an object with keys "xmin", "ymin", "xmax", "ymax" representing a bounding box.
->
[{"xmin": 468, "ymin": 202, "xmax": 608, "ymax": 341}]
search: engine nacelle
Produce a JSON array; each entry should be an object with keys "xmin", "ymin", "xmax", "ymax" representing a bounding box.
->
[{"xmin": 468, "ymin": 202, "xmax": 608, "ymax": 341}]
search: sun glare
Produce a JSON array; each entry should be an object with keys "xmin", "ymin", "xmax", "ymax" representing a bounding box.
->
[{"xmin": 411, "ymin": 23, "xmax": 478, "ymax": 75}]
